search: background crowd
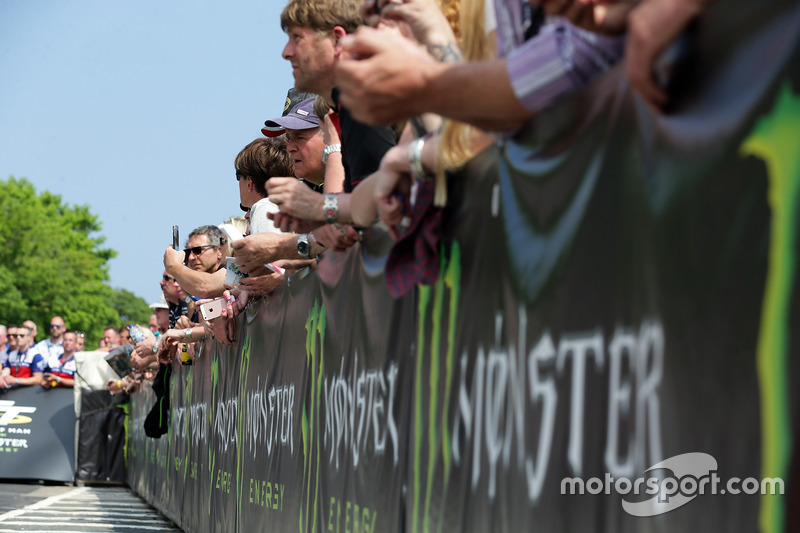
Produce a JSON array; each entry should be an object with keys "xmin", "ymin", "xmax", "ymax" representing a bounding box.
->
[{"xmin": 2, "ymin": 0, "xmax": 707, "ymax": 415}]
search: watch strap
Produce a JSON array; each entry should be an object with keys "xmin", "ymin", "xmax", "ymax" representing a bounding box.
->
[
  {"xmin": 322, "ymin": 144, "xmax": 342, "ymax": 164},
  {"xmin": 323, "ymin": 194, "xmax": 339, "ymax": 224}
]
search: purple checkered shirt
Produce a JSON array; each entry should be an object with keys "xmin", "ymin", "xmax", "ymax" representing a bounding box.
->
[{"xmin": 495, "ymin": 1, "xmax": 626, "ymax": 114}]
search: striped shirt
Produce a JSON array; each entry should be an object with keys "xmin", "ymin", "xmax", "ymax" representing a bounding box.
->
[{"xmin": 495, "ymin": 1, "xmax": 626, "ymax": 114}]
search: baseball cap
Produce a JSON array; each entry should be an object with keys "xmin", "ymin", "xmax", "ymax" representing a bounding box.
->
[
  {"xmin": 262, "ymin": 97, "xmax": 319, "ymax": 137},
  {"xmin": 149, "ymin": 294, "xmax": 169, "ymax": 310}
]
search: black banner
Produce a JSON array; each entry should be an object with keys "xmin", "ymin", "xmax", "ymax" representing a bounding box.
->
[
  {"xmin": 127, "ymin": 1, "xmax": 800, "ymax": 532},
  {"xmin": 0, "ymin": 386, "xmax": 75, "ymax": 483}
]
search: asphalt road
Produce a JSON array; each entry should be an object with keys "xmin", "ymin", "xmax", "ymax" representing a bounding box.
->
[{"xmin": 0, "ymin": 482, "xmax": 181, "ymax": 532}]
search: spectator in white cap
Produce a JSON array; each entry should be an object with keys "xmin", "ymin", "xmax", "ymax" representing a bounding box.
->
[{"xmin": 149, "ymin": 294, "xmax": 170, "ymax": 334}]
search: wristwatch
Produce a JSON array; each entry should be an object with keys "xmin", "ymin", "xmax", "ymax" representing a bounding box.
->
[
  {"xmin": 323, "ymin": 194, "xmax": 339, "ymax": 224},
  {"xmin": 297, "ymin": 233, "xmax": 311, "ymax": 260},
  {"xmin": 184, "ymin": 328, "xmax": 193, "ymax": 340},
  {"xmin": 322, "ymin": 144, "xmax": 341, "ymax": 164}
]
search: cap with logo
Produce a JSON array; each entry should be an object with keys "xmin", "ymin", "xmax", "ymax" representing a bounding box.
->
[{"xmin": 262, "ymin": 96, "xmax": 319, "ymax": 137}]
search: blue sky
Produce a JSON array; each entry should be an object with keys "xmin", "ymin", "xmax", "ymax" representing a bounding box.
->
[{"xmin": 0, "ymin": 1, "xmax": 293, "ymax": 304}]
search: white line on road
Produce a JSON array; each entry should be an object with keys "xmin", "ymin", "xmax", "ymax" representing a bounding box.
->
[{"xmin": 0, "ymin": 486, "xmax": 88, "ymax": 522}]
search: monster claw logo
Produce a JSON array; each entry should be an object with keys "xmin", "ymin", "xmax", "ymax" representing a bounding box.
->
[{"xmin": 0, "ymin": 400, "xmax": 36, "ymax": 425}]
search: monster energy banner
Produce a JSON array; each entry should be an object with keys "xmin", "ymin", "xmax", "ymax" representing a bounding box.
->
[
  {"xmin": 0, "ymin": 386, "xmax": 76, "ymax": 483},
  {"xmin": 127, "ymin": 2, "xmax": 800, "ymax": 532}
]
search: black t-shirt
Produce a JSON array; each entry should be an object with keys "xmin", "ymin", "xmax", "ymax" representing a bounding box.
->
[{"xmin": 331, "ymin": 87, "xmax": 397, "ymax": 192}]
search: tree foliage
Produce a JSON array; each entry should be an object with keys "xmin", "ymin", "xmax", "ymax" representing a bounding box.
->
[{"xmin": 0, "ymin": 177, "xmax": 149, "ymax": 346}]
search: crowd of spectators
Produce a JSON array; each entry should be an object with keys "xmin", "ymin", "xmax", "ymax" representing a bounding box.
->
[{"xmin": 2, "ymin": 0, "xmax": 708, "ymax": 422}]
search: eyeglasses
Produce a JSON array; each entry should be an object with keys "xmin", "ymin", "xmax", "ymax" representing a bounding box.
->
[
  {"xmin": 9, "ymin": 333, "xmax": 27, "ymax": 338},
  {"xmin": 162, "ymin": 274, "xmax": 177, "ymax": 283},
  {"xmin": 236, "ymin": 171, "xmax": 244, "ymax": 182},
  {"xmin": 50, "ymin": 324, "xmax": 63, "ymax": 329}
]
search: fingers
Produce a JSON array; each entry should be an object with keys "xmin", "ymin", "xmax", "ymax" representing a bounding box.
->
[
  {"xmin": 340, "ymin": 27, "xmax": 385, "ymax": 61},
  {"xmin": 625, "ymin": 16, "xmax": 669, "ymax": 110}
]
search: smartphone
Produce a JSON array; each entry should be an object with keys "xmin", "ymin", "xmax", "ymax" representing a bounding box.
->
[
  {"xmin": 173, "ymin": 225, "xmax": 180, "ymax": 249},
  {"xmin": 199, "ymin": 297, "xmax": 228, "ymax": 321}
]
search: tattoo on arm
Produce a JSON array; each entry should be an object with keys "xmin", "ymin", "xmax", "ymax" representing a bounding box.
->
[{"xmin": 429, "ymin": 41, "xmax": 463, "ymax": 63}]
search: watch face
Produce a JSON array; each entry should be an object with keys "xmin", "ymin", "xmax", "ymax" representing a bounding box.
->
[{"xmin": 297, "ymin": 240, "xmax": 310, "ymax": 258}]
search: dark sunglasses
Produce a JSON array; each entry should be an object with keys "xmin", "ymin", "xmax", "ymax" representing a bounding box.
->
[
  {"xmin": 8, "ymin": 333, "xmax": 26, "ymax": 338},
  {"xmin": 184, "ymin": 244, "xmax": 218, "ymax": 256},
  {"xmin": 162, "ymin": 274, "xmax": 177, "ymax": 283},
  {"xmin": 50, "ymin": 323, "xmax": 63, "ymax": 329}
]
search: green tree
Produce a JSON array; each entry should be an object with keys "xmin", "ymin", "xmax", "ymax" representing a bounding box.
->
[
  {"xmin": 111, "ymin": 288, "xmax": 153, "ymax": 328},
  {"xmin": 0, "ymin": 176, "xmax": 121, "ymax": 347}
]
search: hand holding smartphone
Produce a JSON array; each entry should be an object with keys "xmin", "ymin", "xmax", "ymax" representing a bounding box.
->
[{"xmin": 199, "ymin": 295, "xmax": 235, "ymax": 321}]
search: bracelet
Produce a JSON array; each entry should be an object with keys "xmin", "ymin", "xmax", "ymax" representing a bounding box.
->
[
  {"xmin": 323, "ymin": 193, "xmax": 339, "ymax": 223},
  {"xmin": 322, "ymin": 144, "xmax": 341, "ymax": 164},
  {"xmin": 408, "ymin": 137, "xmax": 433, "ymax": 182}
]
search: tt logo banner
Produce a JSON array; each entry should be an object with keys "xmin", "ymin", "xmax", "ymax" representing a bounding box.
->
[{"xmin": 0, "ymin": 400, "xmax": 36, "ymax": 425}]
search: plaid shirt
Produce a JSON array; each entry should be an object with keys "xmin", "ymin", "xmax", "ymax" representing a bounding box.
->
[{"xmin": 385, "ymin": 179, "xmax": 443, "ymax": 298}]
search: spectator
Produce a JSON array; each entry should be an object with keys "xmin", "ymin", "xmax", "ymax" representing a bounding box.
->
[
  {"xmin": 262, "ymin": 98, "xmax": 326, "ymax": 191},
  {"xmin": 5, "ymin": 326, "xmax": 20, "ymax": 359},
  {"xmin": 235, "ymin": 137, "xmax": 295, "ymax": 235},
  {"xmin": 75, "ymin": 331, "xmax": 86, "ymax": 351},
  {"xmin": 23, "ymin": 320, "xmax": 38, "ymax": 343},
  {"xmin": 149, "ymin": 294, "xmax": 170, "ymax": 334},
  {"xmin": 2, "ymin": 324, "xmax": 45, "ymax": 387},
  {"xmin": 37, "ymin": 315, "xmax": 65, "ymax": 362},
  {"xmin": 42, "ymin": 330, "xmax": 78, "ymax": 389},
  {"xmin": 280, "ymin": 0, "xmax": 396, "ymax": 191},
  {"xmin": 102, "ymin": 326, "xmax": 121, "ymax": 349},
  {"xmin": 133, "ymin": 277, "xmax": 182, "ymax": 362},
  {"xmin": 119, "ymin": 326, "xmax": 132, "ymax": 346},
  {"xmin": 0, "ymin": 325, "xmax": 7, "ymax": 367},
  {"xmin": 148, "ymin": 313, "xmax": 160, "ymax": 334},
  {"xmin": 162, "ymin": 225, "xmax": 227, "ymax": 299},
  {"xmin": 160, "ymin": 272, "xmax": 188, "ymax": 329}
]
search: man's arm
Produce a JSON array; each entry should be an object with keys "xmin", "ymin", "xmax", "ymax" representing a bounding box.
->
[
  {"xmin": 15, "ymin": 372, "xmax": 44, "ymax": 386},
  {"xmin": 231, "ymin": 233, "xmax": 326, "ymax": 274},
  {"xmin": 164, "ymin": 246, "xmax": 226, "ymax": 298},
  {"xmin": 338, "ymin": 21, "xmax": 625, "ymax": 131},
  {"xmin": 336, "ymin": 28, "xmax": 530, "ymax": 131}
]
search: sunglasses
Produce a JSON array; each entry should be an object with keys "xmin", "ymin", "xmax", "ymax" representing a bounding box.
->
[
  {"xmin": 184, "ymin": 244, "xmax": 218, "ymax": 256},
  {"xmin": 8, "ymin": 333, "xmax": 27, "ymax": 338},
  {"xmin": 162, "ymin": 274, "xmax": 177, "ymax": 283},
  {"xmin": 50, "ymin": 324, "xmax": 63, "ymax": 329}
]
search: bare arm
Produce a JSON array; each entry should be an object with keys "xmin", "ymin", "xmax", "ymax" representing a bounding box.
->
[
  {"xmin": 337, "ymin": 27, "xmax": 531, "ymax": 131},
  {"xmin": 164, "ymin": 246, "xmax": 226, "ymax": 298}
]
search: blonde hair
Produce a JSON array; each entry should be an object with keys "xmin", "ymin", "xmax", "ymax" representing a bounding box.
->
[
  {"xmin": 434, "ymin": 0, "xmax": 493, "ymax": 206},
  {"xmin": 281, "ymin": 0, "xmax": 363, "ymax": 34},
  {"xmin": 221, "ymin": 216, "xmax": 248, "ymax": 254}
]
